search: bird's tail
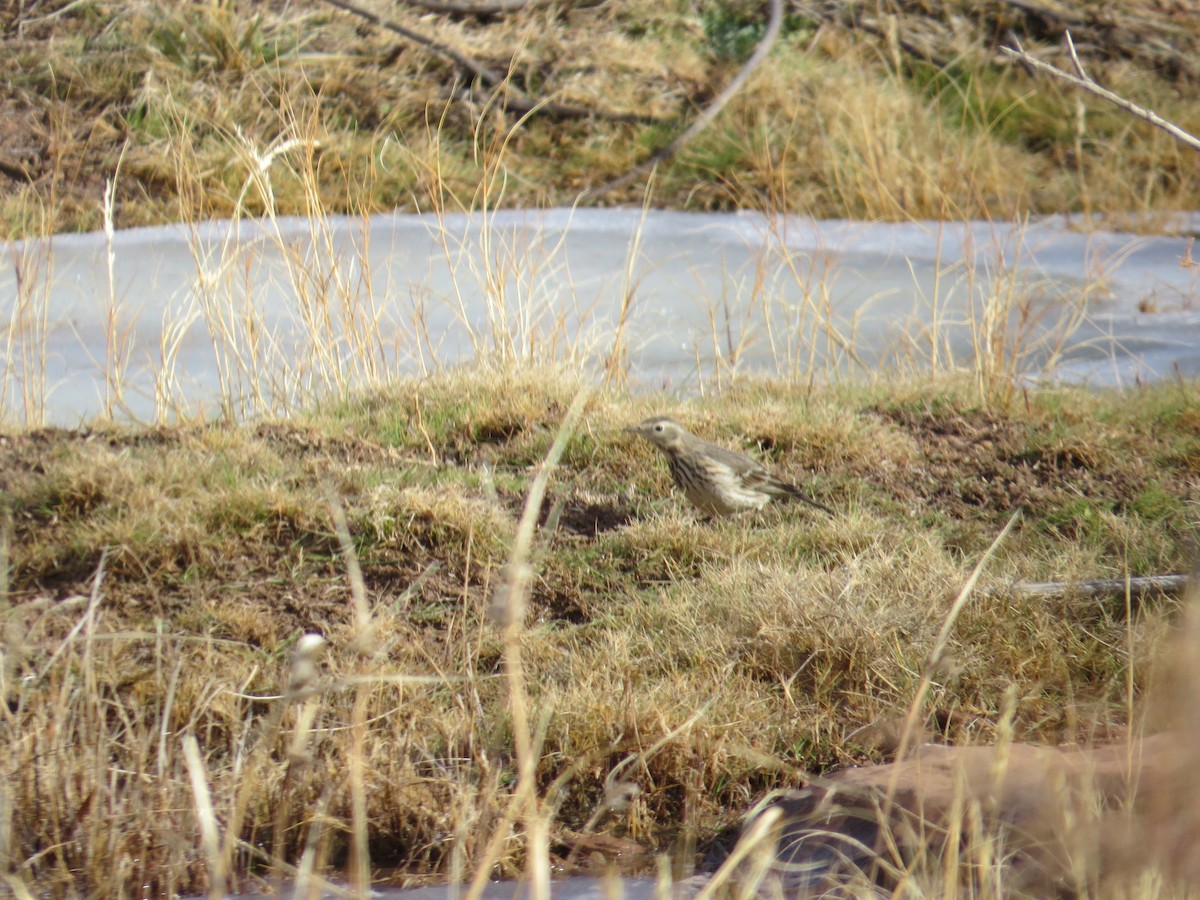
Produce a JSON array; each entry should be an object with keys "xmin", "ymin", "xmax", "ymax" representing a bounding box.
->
[{"xmin": 780, "ymin": 483, "xmax": 834, "ymax": 516}]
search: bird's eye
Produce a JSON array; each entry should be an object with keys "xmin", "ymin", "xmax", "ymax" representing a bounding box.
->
[{"xmin": 654, "ymin": 424, "xmax": 664, "ymax": 432}]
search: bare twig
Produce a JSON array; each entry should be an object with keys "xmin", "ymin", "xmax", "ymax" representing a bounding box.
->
[
  {"xmin": 399, "ymin": 0, "xmax": 554, "ymax": 19},
  {"xmin": 1064, "ymin": 31, "xmax": 1088, "ymax": 80},
  {"xmin": 591, "ymin": 0, "xmax": 785, "ymax": 197},
  {"xmin": 318, "ymin": 0, "xmax": 656, "ymax": 123},
  {"xmin": 996, "ymin": 573, "xmax": 1190, "ymax": 601},
  {"xmin": 1001, "ymin": 34, "xmax": 1200, "ymax": 154},
  {"xmin": 321, "ymin": 0, "xmax": 504, "ymax": 82}
]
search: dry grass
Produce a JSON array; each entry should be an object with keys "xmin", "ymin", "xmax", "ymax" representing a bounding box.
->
[
  {"xmin": 2, "ymin": 367, "xmax": 1198, "ymax": 895},
  {"xmin": 2, "ymin": 3, "xmax": 1199, "ymax": 893},
  {"xmin": 3, "ymin": 0, "xmax": 1200, "ymax": 238}
]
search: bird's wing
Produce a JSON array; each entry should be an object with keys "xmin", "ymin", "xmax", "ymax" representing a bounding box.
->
[
  {"xmin": 701, "ymin": 441, "xmax": 796, "ymax": 492},
  {"xmin": 739, "ymin": 464, "xmax": 779, "ymax": 491},
  {"xmin": 700, "ymin": 440, "xmax": 765, "ymax": 477},
  {"xmin": 707, "ymin": 440, "xmax": 833, "ymax": 514}
]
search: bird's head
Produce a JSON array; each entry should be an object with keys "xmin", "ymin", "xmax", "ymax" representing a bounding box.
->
[{"xmin": 624, "ymin": 416, "xmax": 689, "ymax": 452}]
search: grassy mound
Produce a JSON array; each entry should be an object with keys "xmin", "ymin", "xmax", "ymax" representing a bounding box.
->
[{"xmin": 3, "ymin": 367, "xmax": 1197, "ymax": 894}]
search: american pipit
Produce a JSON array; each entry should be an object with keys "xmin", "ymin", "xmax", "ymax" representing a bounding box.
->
[{"xmin": 624, "ymin": 416, "xmax": 833, "ymax": 517}]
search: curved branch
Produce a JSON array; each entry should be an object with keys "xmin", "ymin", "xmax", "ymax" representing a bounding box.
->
[{"xmin": 589, "ymin": 0, "xmax": 785, "ymax": 197}]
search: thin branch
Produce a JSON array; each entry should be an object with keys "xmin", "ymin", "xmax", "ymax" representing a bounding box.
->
[
  {"xmin": 318, "ymin": 0, "xmax": 657, "ymax": 123},
  {"xmin": 0, "ymin": 153, "xmax": 33, "ymax": 182},
  {"xmin": 399, "ymin": 0, "xmax": 555, "ymax": 19},
  {"xmin": 1001, "ymin": 34, "xmax": 1200, "ymax": 154},
  {"xmin": 590, "ymin": 0, "xmax": 785, "ymax": 197},
  {"xmin": 996, "ymin": 574, "xmax": 1190, "ymax": 601},
  {"xmin": 321, "ymin": 0, "xmax": 505, "ymax": 83},
  {"xmin": 1064, "ymin": 31, "xmax": 1088, "ymax": 80}
]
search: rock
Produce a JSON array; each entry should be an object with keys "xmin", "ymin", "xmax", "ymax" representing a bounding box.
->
[{"xmin": 736, "ymin": 733, "xmax": 1182, "ymax": 896}]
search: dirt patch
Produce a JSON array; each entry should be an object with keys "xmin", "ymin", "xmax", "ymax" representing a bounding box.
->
[
  {"xmin": 471, "ymin": 418, "xmax": 526, "ymax": 445},
  {"xmin": 251, "ymin": 421, "xmax": 415, "ymax": 469},
  {"xmin": 493, "ymin": 485, "xmax": 636, "ymax": 538},
  {"xmin": 555, "ymin": 498, "xmax": 636, "ymax": 537},
  {"xmin": 485, "ymin": 487, "xmax": 637, "ymax": 622},
  {"xmin": 865, "ymin": 406, "xmax": 1187, "ymax": 539}
]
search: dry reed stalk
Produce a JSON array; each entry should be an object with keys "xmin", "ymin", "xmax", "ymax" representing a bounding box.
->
[{"xmin": 464, "ymin": 387, "xmax": 590, "ymax": 900}]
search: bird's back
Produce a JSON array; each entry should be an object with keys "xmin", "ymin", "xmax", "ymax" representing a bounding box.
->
[{"xmin": 686, "ymin": 436, "xmax": 765, "ymax": 476}]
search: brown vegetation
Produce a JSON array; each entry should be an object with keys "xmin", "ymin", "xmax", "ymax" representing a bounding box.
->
[
  {"xmin": 3, "ymin": 1, "xmax": 1200, "ymax": 895},
  {"xmin": 2, "ymin": 369, "xmax": 1198, "ymax": 895},
  {"xmin": 3, "ymin": 0, "xmax": 1200, "ymax": 237}
]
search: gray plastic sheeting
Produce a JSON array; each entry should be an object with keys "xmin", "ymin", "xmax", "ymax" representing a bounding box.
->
[{"xmin": 3, "ymin": 210, "xmax": 1198, "ymax": 425}]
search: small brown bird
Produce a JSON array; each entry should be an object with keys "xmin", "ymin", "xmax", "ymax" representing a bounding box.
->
[{"xmin": 624, "ymin": 416, "xmax": 833, "ymax": 517}]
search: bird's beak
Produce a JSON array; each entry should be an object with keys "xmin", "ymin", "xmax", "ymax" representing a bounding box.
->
[{"xmin": 623, "ymin": 424, "xmax": 641, "ymax": 434}]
